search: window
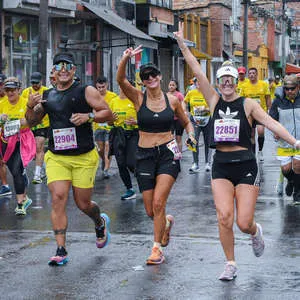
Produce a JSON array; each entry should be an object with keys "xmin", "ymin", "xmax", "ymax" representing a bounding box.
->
[
  {"xmin": 224, "ymin": 24, "xmax": 231, "ymax": 47},
  {"xmin": 201, "ymin": 25, "xmax": 208, "ymax": 53}
]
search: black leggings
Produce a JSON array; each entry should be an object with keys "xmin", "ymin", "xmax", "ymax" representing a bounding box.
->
[
  {"xmin": 114, "ymin": 131, "xmax": 138, "ymax": 189},
  {"xmin": 3, "ymin": 142, "xmax": 25, "ymax": 195}
]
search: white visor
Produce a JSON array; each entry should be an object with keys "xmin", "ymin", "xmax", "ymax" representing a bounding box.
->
[{"xmin": 216, "ymin": 66, "xmax": 238, "ymax": 79}]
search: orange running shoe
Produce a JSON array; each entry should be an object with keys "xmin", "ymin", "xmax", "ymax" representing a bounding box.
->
[
  {"xmin": 146, "ymin": 247, "xmax": 165, "ymax": 265},
  {"xmin": 161, "ymin": 215, "xmax": 174, "ymax": 247}
]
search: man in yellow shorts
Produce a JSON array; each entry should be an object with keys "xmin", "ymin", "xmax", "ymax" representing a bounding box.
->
[
  {"xmin": 240, "ymin": 67, "xmax": 271, "ymax": 161},
  {"xmin": 269, "ymin": 75, "xmax": 300, "ymax": 203},
  {"xmin": 25, "ymin": 52, "xmax": 113, "ymax": 265}
]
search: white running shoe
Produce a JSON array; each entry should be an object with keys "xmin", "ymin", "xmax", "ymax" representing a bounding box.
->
[
  {"xmin": 189, "ymin": 163, "xmax": 200, "ymax": 173},
  {"xmin": 219, "ymin": 262, "xmax": 237, "ymax": 281},
  {"xmin": 251, "ymin": 223, "xmax": 265, "ymax": 257},
  {"xmin": 205, "ymin": 163, "xmax": 211, "ymax": 172}
]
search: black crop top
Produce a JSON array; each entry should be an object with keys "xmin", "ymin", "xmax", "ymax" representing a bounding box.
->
[
  {"xmin": 137, "ymin": 92, "xmax": 174, "ymax": 133},
  {"xmin": 209, "ymin": 97, "xmax": 252, "ymax": 150}
]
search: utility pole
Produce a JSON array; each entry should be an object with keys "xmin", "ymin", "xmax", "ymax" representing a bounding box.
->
[
  {"xmin": 242, "ymin": 0, "xmax": 249, "ymax": 69},
  {"xmin": 0, "ymin": 0, "xmax": 3, "ymax": 73},
  {"xmin": 281, "ymin": 0, "xmax": 286, "ymax": 76},
  {"xmin": 38, "ymin": 0, "xmax": 49, "ymax": 85}
]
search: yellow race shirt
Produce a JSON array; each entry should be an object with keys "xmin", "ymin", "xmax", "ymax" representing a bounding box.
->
[
  {"xmin": 0, "ymin": 95, "xmax": 29, "ymax": 129},
  {"xmin": 240, "ymin": 80, "xmax": 270, "ymax": 111},
  {"xmin": 21, "ymin": 86, "xmax": 50, "ymax": 129},
  {"xmin": 109, "ymin": 96, "xmax": 138, "ymax": 130},
  {"xmin": 185, "ymin": 89, "xmax": 210, "ymax": 126},
  {"xmin": 236, "ymin": 78, "xmax": 250, "ymax": 95},
  {"xmin": 93, "ymin": 90, "xmax": 118, "ymax": 131},
  {"xmin": 270, "ymin": 82, "xmax": 282, "ymax": 101}
]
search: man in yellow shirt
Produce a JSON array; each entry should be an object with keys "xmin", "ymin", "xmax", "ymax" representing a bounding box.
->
[
  {"xmin": 0, "ymin": 74, "xmax": 12, "ymax": 196},
  {"xmin": 184, "ymin": 79, "xmax": 211, "ymax": 173},
  {"xmin": 269, "ymin": 75, "xmax": 282, "ymax": 101},
  {"xmin": 94, "ymin": 76, "xmax": 117, "ymax": 178},
  {"xmin": 240, "ymin": 67, "xmax": 271, "ymax": 161},
  {"xmin": 21, "ymin": 72, "xmax": 49, "ymax": 184},
  {"xmin": 236, "ymin": 66, "xmax": 249, "ymax": 95}
]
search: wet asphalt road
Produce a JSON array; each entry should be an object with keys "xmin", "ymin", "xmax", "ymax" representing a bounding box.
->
[{"xmin": 0, "ymin": 131, "xmax": 299, "ymax": 299}]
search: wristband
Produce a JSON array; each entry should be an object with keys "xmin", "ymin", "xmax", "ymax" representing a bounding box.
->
[
  {"xmin": 294, "ymin": 140, "xmax": 300, "ymax": 149},
  {"xmin": 27, "ymin": 104, "xmax": 34, "ymax": 110}
]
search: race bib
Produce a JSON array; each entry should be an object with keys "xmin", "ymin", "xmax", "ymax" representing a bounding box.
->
[
  {"xmin": 53, "ymin": 127, "xmax": 77, "ymax": 150},
  {"xmin": 214, "ymin": 119, "xmax": 240, "ymax": 142},
  {"xmin": 166, "ymin": 140, "xmax": 182, "ymax": 160},
  {"xmin": 4, "ymin": 120, "xmax": 20, "ymax": 137}
]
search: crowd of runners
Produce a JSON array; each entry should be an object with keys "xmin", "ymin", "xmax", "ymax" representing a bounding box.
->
[{"xmin": 0, "ymin": 22, "xmax": 299, "ymax": 280}]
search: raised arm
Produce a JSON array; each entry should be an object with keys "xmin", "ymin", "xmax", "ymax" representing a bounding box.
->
[
  {"xmin": 116, "ymin": 46, "xmax": 143, "ymax": 109},
  {"xmin": 25, "ymin": 90, "xmax": 46, "ymax": 127},
  {"xmin": 174, "ymin": 22, "xmax": 219, "ymax": 108}
]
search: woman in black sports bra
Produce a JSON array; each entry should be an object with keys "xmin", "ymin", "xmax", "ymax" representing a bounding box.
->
[
  {"xmin": 117, "ymin": 45, "xmax": 195, "ymax": 266},
  {"xmin": 175, "ymin": 22, "xmax": 300, "ymax": 281}
]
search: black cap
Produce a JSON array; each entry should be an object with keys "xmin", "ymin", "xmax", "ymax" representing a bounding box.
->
[
  {"xmin": 30, "ymin": 72, "xmax": 42, "ymax": 83},
  {"xmin": 53, "ymin": 52, "xmax": 75, "ymax": 65},
  {"xmin": 0, "ymin": 74, "xmax": 7, "ymax": 83},
  {"xmin": 140, "ymin": 63, "xmax": 160, "ymax": 75}
]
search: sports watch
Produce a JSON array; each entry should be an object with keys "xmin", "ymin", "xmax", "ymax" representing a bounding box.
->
[{"xmin": 88, "ymin": 112, "xmax": 95, "ymax": 123}]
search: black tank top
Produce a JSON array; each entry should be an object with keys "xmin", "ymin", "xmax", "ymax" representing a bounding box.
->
[
  {"xmin": 42, "ymin": 82, "xmax": 94, "ymax": 155},
  {"xmin": 137, "ymin": 92, "xmax": 174, "ymax": 133},
  {"xmin": 209, "ymin": 97, "xmax": 252, "ymax": 150}
]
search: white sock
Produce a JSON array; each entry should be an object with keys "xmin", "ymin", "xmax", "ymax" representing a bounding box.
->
[
  {"xmin": 34, "ymin": 166, "xmax": 41, "ymax": 177},
  {"xmin": 153, "ymin": 242, "xmax": 162, "ymax": 251},
  {"xmin": 227, "ymin": 260, "xmax": 236, "ymax": 266}
]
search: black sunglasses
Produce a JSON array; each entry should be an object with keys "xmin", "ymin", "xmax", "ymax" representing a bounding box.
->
[
  {"xmin": 140, "ymin": 69, "xmax": 160, "ymax": 81},
  {"xmin": 284, "ymin": 86, "xmax": 297, "ymax": 91}
]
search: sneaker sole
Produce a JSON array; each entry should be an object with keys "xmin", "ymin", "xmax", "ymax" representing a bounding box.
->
[
  {"xmin": 48, "ymin": 257, "xmax": 69, "ymax": 266},
  {"xmin": 0, "ymin": 192, "xmax": 12, "ymax": 197},
  {"xmin": 96, "ymin": 213, "xmax": 111, "ymax": 248},
  {"xmin": 15, "ymin": 210, "xmax": 26, "ymax": 216},
  {"xmin": 146, "ymin": 255, "xmax": 165, "ymax": 265},
  {"xmin": 219, "ymin": 274, "xmax": 237, "ymax": 281},
  {"xmin": 121, "ymin": 194, "xmax": 136, "ymax": 200}
]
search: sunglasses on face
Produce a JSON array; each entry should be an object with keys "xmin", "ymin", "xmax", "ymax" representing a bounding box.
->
[
  {"xmin": 54, "ymin": 62, "xmax": 74, "ymax": 72},
  {"xmin": 284, "ymin": 86, "xmax": 297, "ymax": 91},
  {"xmin": 217, "ymin": 77, "xmax": 237, "ymax": 85},
  {"xmin": 140, "ymin": 69, "xmax": 160, "ymax": 81},
  {"xmin": 4, "ymin": 88, "xmax": 18, "ymax": 93}
]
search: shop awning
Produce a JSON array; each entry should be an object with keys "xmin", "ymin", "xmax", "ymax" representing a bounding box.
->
[
  {"xmin": 191, "ymin": 48, "xmax": 212, "ymax": 60},
  {"xmin": 286, "ymin": 63, "xmax": 300, "ymax": 74},
  {"xmin": 3, "ymin": 0, "xmax": 76, "ymax": 17},
  {"xmin": 166, "ymin": 32, "xmax": 196, "ymax": 47},
  {"xmin": 83, "ymin": 3, "xmax": 158, "ymax": 50}
]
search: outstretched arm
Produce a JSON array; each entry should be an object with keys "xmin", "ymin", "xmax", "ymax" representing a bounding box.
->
[
  {"xmin": 174, "ymin": 22, "xmax": 219, "ymax": 109},
  {"xmin": 116, "ymin": 46, "xmax": 143, "ymax": 110}
]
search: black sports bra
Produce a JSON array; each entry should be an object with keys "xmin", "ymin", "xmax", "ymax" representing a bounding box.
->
[{"xmin": 137, "ymin": 92, "xmax": 174, "ymax": 133}]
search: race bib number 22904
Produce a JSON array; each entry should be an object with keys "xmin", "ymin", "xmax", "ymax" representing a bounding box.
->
[{"xmin": 53, "ymin": 127, "xmax": 78, "ymax": 150}]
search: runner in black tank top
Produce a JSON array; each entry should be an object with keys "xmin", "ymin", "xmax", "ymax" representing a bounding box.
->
[
  {"xmin": 117, "ymin": 46, "xmax": 195, "ymax": 265},
  {"xmin": 175, "ymin": 22, "xmax": 300, "ymax": 281},
  {"xmin": 25, "ymin": 52, "xmax": 113, "ymax": 265}
]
